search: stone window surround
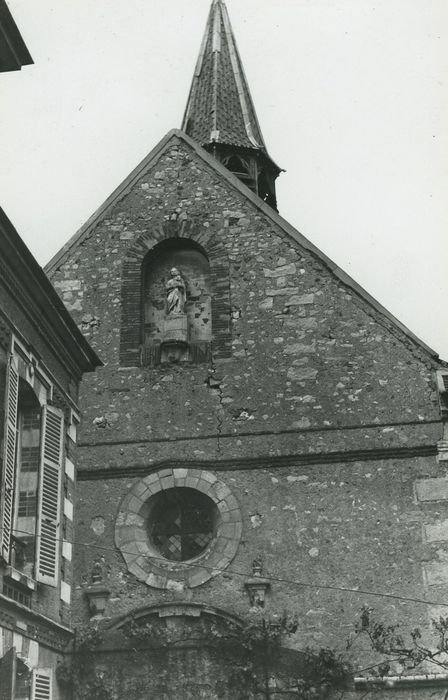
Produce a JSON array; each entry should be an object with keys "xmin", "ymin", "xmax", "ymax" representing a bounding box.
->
[
  {"xmin": 115, "ymin": 468, "xmax": 243, "ymax": 589},
  {"xmin": 119, "ymin": 218, "xmax": 232, "ymax": 366}
]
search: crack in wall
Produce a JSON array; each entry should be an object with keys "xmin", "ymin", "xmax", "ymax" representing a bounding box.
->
[{"xmin": 205, "ymin": 361, "xmax": 225, "ymax": 455}]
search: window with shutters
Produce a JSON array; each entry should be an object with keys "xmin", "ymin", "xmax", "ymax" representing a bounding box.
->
[
  {"xmin": 12, "ymin": 382, "xmax": 41, "ymax": 578},
  {"xmin": 437, "ymin": 370, "xmax": 448, "ymax": 418},
  {"xmin": 0, "ymin": 341, "xmax": 64, "ymax": 588}
]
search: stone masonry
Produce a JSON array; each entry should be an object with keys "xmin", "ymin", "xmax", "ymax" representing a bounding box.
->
[{"xmin": 47, "ymin": 131, "xmax": 447, "ymax": 698}]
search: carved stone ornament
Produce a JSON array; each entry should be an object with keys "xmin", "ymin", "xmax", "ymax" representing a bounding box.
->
[
  {"xmin": 84, "ymin": 562, "xmax": 110, "ymax": 617},
  {"xmin": 161, "ymin": 267, "xmax": 189, "ymax": 362},
  {"xmin": 244, "ymin": 558, "xmax": 271, "ymax": 609},
  {"xmin": 166, "ymin": 267, "xmax": 186, "ymax": 315},
  {"xmin": 85, "ymin": 583, "xmax": 111, "ymax": 618}
]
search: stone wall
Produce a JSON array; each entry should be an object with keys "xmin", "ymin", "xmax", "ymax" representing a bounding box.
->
[
  {"xmin": 74, "ymin": 459, "xmax": 436, "ymax": 649},
  {"xmin": 48, "ymin": 133, "xmax": 446, "ymax": 695}
]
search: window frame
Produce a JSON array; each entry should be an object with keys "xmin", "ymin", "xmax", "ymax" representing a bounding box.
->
[{"xmin": 0, "ymin": 337, "xmax": 64, "ymax": 589}]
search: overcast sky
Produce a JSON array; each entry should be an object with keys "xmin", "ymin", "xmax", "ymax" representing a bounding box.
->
[{"xmin": 1, "ymin": 0, "xmax": 447, "ymax": 358}]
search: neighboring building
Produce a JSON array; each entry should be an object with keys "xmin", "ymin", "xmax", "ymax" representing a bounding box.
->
[
  {"xmin": 0, "ymin": 209, "xmax": 100, "ymax": 698},
  {"xmin": 1, "ymin": 8, "xmax": 100, "ymax": 699},
  {"xmin": 44, "ymin": 1, "xmax": 448, "ymax": 698},
  {"xmin": 0, "ymin": 0, "xmax": 32, "ymax": 72}
]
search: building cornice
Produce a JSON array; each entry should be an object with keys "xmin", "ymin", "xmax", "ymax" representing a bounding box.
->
[
  {"xmin": 0, "ymin": 593, "xmax": 73, "ymax": 652},
  {"xmin": 77, "ymin": 443, "xmax": 437, "ymax": 481},
  {"xmin": 0, "ymin": 208, "xmax": 101, "ymax": 378}
]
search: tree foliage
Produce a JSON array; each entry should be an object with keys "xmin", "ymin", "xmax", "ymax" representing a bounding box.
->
[{"xmin": 351, "ymin": 606, "xmax": 448, "ymax": 686}]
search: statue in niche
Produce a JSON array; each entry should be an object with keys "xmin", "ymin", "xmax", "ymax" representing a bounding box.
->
[{"xmin": 166, "ymin": 267, "xmax": 186, "ymax": 315}]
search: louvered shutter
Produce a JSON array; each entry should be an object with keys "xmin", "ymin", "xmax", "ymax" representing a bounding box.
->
[
  {"xmin": 0, "ymin": 355, "xmax": 19, "ymax": 563},
  {"xmin": 35, "ymin": 405, "xmax": 64, "ymax": 586},
  {"xmin": 0, "ymin": 647, "xmax": 16, "ymax": 700},
  {"xmin": 31, "ymin": 668, "xmax": 52, "ymax": 700},
  {"xmin": 437, "ymin": 371, "xmax": 448, "ymax": 394}
]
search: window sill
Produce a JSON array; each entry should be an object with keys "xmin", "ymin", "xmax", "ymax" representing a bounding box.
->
[{"xmin": 4, "ymin": 566, "xmax": 37, "ymax": 591}]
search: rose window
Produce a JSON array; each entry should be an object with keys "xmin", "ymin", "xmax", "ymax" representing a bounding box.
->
[{"xmin": 148, "ymin": 488, "xmax": 218, "ymax": 562}]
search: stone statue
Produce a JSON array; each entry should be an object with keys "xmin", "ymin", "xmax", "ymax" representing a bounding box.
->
[{"xmin": 166, "ymin": 267, "xmax": 186, "ymax": 315}]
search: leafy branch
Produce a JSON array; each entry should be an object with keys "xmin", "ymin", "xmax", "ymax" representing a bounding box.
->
[{"xmin": 351, "ymin": 606, "xmax": 448, "ymax": 678}]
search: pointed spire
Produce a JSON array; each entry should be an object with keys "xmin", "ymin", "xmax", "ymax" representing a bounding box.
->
[{"xmin": 182, "ymin": 0, "xmax": 282, "ymax": 210}]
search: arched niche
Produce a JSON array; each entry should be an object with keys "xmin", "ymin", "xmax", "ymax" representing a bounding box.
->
[
  {"xmin": 119, "ymin": 218, "xmax": 232, "ymax": 367},
  {"xmin": 142, "ymin": 239, "xmax": 212, "ymax": 365}
]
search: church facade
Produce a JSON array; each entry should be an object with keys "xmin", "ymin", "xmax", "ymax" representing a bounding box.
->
[{"xmin": 43, "ymin": 1, "xmax": 448, "ymax": 698}]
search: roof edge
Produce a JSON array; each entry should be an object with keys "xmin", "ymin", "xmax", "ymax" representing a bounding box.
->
[
  {"xmin": 45, "ymin": 130, "xmax": 179, "ymax": 274},
  {"xmin": 0, "ymin": 0, "xmax": 33, "ymax": 70},
  {"xmin": 0, "ymin": 208, "xmax": 101, "ymax": 374},
  {"xmin": 45, "ymin": 128, "xmax": 442, "ymax": 363}
]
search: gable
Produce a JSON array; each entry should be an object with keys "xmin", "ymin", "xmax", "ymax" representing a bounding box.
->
[
  {"xmin": 46, "ymin": 129, "xmax": 441, "ymax": 366},
  {"xmin": 44, "ymin": 127, "xmax": 444, "ymax": 461}
]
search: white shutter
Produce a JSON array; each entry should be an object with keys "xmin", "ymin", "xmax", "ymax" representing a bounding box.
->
[
  {"xmin": 35, "ymin": 406, "xmax": 64, "ymax": 586},
  {"xmin": 31, "ymin": 668, "xmax": 52, "ymax": 700},
  {"xmin": 0, "ymin": 355, "xmax": 19, "ymax": 563},
  {"xmin": 437, "ymin": 370, "xmax": 448, "ymax": 394}
]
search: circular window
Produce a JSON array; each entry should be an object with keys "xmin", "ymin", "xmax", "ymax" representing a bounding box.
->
[
  {"xmin": 148, "ymin": 488, "xmax": 218, "ymax": 562},
  {"xmin": 115, "ymin": 468, "xmax": 243, "ymax": 590}
]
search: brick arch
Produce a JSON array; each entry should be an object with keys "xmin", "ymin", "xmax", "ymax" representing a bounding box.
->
[{"xmin": 119, "ymin": 218, "xmax": 232, "ymax": 366}]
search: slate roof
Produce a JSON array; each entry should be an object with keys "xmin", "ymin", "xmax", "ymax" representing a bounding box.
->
[
  {"xmin": 181, "ymin": 0, "xmax": 267, "ymax": 151},
  {"xmin": 0, "ymin": 0, "xmax": 33, "ymax": 72}
]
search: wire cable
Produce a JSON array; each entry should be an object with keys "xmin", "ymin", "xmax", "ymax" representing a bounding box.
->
[{"xmin": 7, "ymin": 527, "xmax": 448, "ymax": 609}]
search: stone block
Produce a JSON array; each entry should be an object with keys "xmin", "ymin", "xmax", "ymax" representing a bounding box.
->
[
  {"xmin": 200, "ymin": 471, "xmax": 217, "ymax": 484},
  {"xmin": 424, "ymin": 562, "xmax": 448, "ymax": 586},
  {"xmin": 126, "ymin": 495, "xmax": 144, "ymax": 513},
  {"xmin": 227, "ymin": 494, "xmax": 241, "ymax": 511},
  {"xmin": 285, "ymin": 294, "xmax": 314, "ymax": 305},
  {"xmin": 145, "ymin": 573, "xmax": 168, "ymax": 589},
  {"xmin": 287, "ymin": 367, "xmax": 318, "ymax": 381},
  {"xmin": 210, "ymin": 482, "xmax": 231, "ymax": 501},
  {"xmin": 218, "ymin": 522, "xmax": 238, "ymax": 539},
  {"xmin": 284, "ymin": 342, "xmax": 316, "ymax": 355},
  {"xmin": 424, "ymin": 520, "xmax": 448, "ymax": 542},
  {"xmin": 160, "ymin": 475, "xmax": 176, "ymax": 490},
  {"xmin": 157, "ymin": 468, "xmax": 174, "ymax": 479},
  {"xmin": 173, "ymin": 468, "xmax": 189, "ymax": 479},
  {"xmin": 415, "ymin": 478, "xmax": 448, "ymax": 502},
  {"xmin": 263, "ymin": 263, "xmax": 296, "ymax": 278},
  {"xmin": 187, "ymin": 568, "xmax": 209, "ymax": 588},
  {"xmin": 266, "ymin": 287, "xmax": 299, "ymax": 297}
]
